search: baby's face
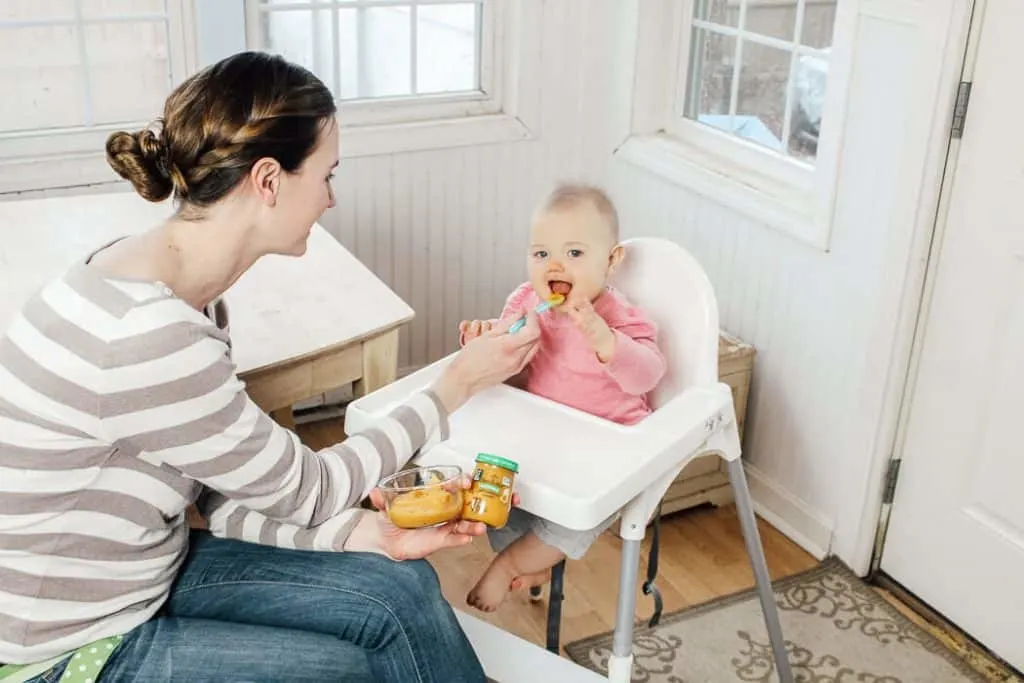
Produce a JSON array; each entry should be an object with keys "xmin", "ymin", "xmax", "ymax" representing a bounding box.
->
[{"xmin": 527, "ymin": 204, "xmax": 622, "ymax": 304}]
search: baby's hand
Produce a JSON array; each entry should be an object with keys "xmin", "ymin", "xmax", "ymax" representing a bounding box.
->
[
  {"xmin": 458, "ymin": 319, "xmax": 494, "ymax": 346},
  {"xmin": 565, "ymin": 299, "xmax": 616, "ymax": 362}
]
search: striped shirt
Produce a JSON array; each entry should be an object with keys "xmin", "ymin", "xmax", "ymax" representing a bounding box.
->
[{"xmin": 0, "ymin": 258, "xmax": 445, "ymax": 664}]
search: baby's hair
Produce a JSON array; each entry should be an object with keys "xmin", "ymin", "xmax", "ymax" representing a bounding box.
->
[{"xmin": 538, "ymin": 183, "xmax": 619, "ymax": 242}]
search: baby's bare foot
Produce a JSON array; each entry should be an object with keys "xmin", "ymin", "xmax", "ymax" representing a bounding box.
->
[
  {"xmin": 510, "ymin": 569, "xmax": 551, "ymax": 592},
  {"xmin": 467, "ymin": 562, "xmax": 515, "ymax": 613}
]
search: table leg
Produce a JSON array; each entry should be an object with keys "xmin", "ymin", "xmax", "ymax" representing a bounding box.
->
[
  {"xmin": 354, "ymin": 328, "xmax": 400, "ymax": 397},
  {"xmin": 270, "ymin": 407, "xmax": 296, "ymax": 430},
  {"xmin": 186, "ymin": 504, "xmax": 208, "ymax": 530}
]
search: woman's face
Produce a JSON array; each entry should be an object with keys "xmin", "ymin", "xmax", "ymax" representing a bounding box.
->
[{"xmin": 268, "ymin": 117, "xmax": 339, "ymax": 256}]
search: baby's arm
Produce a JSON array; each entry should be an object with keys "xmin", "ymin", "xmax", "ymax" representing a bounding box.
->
[{"xmin": 603, "ymin": 319, "xmax": 667, "ymax": 396}]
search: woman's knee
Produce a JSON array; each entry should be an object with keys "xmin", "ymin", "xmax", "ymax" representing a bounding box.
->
[{"xmin": 382, "ymin": 558, "xmax": 444, "ymax": 607}]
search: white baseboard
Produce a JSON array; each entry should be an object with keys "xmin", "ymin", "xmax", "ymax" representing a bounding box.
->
[{"xmin": 744, "ymin": 462, "xmax": 833, "ymax": 560}]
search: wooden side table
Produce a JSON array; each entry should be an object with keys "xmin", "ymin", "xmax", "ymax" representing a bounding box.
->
[
  {"xmin": 0, "ymin": 192, "xmax": 413, "ymax": 428},
  {"xmin": 222, "ymin": 226, "xmax": 412, "ymax": 426}
]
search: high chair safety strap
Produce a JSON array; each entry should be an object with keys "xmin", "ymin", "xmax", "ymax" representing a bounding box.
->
[{"xmin": 642, "ymin": 503, "xmax": 664, "ymax": 628}]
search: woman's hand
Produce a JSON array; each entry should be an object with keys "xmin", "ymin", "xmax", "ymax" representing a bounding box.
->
[
  {"xmin": 458, "ymin": 319, "xmax": 494, "ymax": 345},
  {"xmin": 432, "ymin": 310, "xmax": 541, "ymax": 413},
  {"xmin": 343, "ymin": 476, "xmax": 521, "ymax": 561},
  {"xmin": 366, "ymin": 492, "xmax": 486, "ymax": 561}
]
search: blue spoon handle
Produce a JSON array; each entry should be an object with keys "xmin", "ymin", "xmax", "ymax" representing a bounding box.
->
[{"xmin": 508, "ymin": 300, "xmax": 554, "ymax": 334}]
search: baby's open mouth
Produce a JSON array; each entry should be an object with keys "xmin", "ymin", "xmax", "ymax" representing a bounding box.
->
[{"xmin": 548, "ymin": 280, "xmax": 572, "ymax": 296}]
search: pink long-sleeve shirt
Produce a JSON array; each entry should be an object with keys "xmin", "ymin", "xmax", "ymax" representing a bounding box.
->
[{"xmin": 491, "ymin": 283, "xmax": 667, "ymax": 425}]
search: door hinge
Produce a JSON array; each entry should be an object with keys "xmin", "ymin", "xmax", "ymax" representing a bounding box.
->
[
  {"xmin": 882, "ymin": 459, "xmax": 902, "ymax": 505},
  {"xmin": 951, "ymin": 81, "xmax": 972, "ymax": 139}
]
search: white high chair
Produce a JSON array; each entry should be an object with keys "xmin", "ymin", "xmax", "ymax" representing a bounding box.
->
[{"xmin": 344, "ymin": 238, "xmax": 794, "ymax": 683}]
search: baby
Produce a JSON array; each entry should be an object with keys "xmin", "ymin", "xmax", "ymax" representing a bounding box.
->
[{"xmin": 458, "ymin": 183, "xmax": 668, "ymax": 612}]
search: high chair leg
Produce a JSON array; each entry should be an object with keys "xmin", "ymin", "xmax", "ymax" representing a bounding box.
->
[
  {"xmin": 727, "ymin": 458, "xmax": 795, "ymax": 683},
  {"xmin": 607, "ymin": 538, "xmax": 642, "ymax": 682},
  {"xmin": 545, "ymin": 559, "xmax": 566, "ymax": 653}
]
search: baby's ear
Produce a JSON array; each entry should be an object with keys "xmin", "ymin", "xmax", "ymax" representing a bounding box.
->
[{"xmin": 608, "ymin": 243, "xmax": 625, "ymax": 273}]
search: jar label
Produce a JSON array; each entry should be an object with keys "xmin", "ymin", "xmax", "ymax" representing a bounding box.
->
[{"xmin": 479, "ymin": 482, "xmax": 502, "ymax": 495}]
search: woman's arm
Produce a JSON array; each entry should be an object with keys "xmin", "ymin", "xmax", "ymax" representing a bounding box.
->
[
  {"xmin": 98, "ymin": 320, "xmax": 448, "ymax": 544},
  {"xmin": 195, "ymin": 387, "xmax": 449, "ymax": 551},
  {"xmin": 100, "ymin": 312, "xmax": 538, "ymax": 555}
]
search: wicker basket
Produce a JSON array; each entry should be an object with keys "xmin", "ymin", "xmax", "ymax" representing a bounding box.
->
[{"xmin": 659, "ymin": 330, "xmax": 755, "ymax": 515}]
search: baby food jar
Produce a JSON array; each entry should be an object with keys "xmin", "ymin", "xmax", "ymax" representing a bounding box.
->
[{"xmin": 461, "ymin": 453, "xmax": 518, "ymax": 528}]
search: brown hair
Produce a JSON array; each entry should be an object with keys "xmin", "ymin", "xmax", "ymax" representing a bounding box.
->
[
  {"xmin": 106, "ymin": 52, "xmax": 336, "ymax": 208},
  {"xmin": 539, "ymin": 183, "xmax": 620, "ymax": 242}
]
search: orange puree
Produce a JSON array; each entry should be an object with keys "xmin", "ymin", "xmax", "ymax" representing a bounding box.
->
[
  {"xmin": 462, "ymin": 453, "xmax": 518, "ymax": 529},
  {"xmin": 387, "ymin": 487, "xmax": 463, "ymax": 528}
]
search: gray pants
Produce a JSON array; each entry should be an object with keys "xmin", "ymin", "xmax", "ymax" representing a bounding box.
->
[{"xmin": 487, "ymin": 507, "xmax": 619, "ymax": 560}]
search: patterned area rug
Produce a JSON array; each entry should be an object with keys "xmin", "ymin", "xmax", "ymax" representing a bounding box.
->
[{"xmin": 565, "ymin": 558, "xmax": 985, "ymax": 682}]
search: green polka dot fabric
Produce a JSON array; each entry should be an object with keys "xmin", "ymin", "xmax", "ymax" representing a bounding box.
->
[
  {"xmin": 0, "ymin": 635, "xmax": 122, "ymax": 683},
  {"xmin": 59, "ymin": 636, "xmax": 123, "ymax": 683}
]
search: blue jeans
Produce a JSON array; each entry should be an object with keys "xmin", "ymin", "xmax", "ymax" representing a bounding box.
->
[{"xmin": 28, "ymin": 531, "xmax": 485, "ymax": 682}]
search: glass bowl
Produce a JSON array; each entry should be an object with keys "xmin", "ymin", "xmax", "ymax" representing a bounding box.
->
[{"xmin": 377, "ymin": 465, "xmax": 464, "ymax": 529}]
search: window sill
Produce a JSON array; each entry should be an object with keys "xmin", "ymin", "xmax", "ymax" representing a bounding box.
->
[
  {"xmin": 0, "ymin": 112, "xmax": 534, "ymax": 194},
  {"xmin": 0, "ymin": 153, "xmax": 119, "ymax": 196},
  {"xmin": 339, "ymin": 113, "xmax": 532, "ymax": 158},
  {"xmin": 613, "ymin": 134, "xmax": 830, "ymax": 251}
]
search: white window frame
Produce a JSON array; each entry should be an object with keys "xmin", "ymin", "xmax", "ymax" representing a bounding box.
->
[
  {"xmin": 615, "ymin": 0, "xmax": 855, "ymax": 250},
  {"xmin": 0, "ymin": 0, "xmax": 539, "ymax": 194},
  {"xmin": 236, "ymin": 0, "xmax": 540, "ymax": 158},
  {"xmin": 0, "ymin": 0, "xmax": 198, "ymax": 195}
]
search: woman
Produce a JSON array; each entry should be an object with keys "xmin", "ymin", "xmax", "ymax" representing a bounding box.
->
[{"xmin": 0, "ymin": 52, "xmax": 540, "ymax": 682}]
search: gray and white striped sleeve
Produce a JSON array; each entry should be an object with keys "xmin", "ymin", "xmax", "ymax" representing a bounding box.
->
[
  {"xmin": 98, "ymin": 319, "xmax": 450, "ymax": 546},
  {"xmin": 198, "ymin": 389, "xmax": 450, "ymax": 550}
]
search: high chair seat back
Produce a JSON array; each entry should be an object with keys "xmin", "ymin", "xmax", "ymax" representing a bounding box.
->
[{"xmin": 609, "ymin": 238, "xmax": 720, "ymax": 408}]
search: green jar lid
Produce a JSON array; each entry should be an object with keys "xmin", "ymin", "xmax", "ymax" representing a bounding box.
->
[{"xmin": 476, "ymin": 453, "xmax": 519, "ymax": 473}]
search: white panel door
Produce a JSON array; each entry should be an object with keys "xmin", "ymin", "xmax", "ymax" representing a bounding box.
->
[{"xmin": 881, "ymin": 0, "xmax": 1024, "ymax": 671}]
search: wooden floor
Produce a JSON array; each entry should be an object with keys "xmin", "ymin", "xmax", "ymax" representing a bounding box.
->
[
  {"xmin": 431, "ymin": 505, "xmax": 816, "ymax": 650},
  {"xmin": 298, "ymin": 417, "xmax": 818, "ymax": 652},
  {"xmin": 301, "ymin": 417, "xmax": 1022, "ymax": 680}
]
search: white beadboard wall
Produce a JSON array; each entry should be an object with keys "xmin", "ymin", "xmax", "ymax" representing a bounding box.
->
[
  {"xmin": 321, "ymin": 0, "xmax": 624, "ymax": 373},
  {"xmin": 7, "ymin": 1, "xmax": 965, "ymax": 570},
  {"xmin": 610, "ymin": 1, "xmax": 969, "ymax": 569},
  {"xmin": 316, "ymin": 0, "xmax": 968, "ymax": 568}
]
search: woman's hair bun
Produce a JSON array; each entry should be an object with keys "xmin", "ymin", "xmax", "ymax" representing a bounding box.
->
[{"xmin": 105, "ymin": 128, "xmax": 174, "ymax": 203}]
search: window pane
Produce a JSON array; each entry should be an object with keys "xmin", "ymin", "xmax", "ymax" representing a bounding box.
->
[
  {"xmin": 360, "ymin": 7, "xmax": 412, "ymax": 98},
  {"xmin": 86, "ymin": 21, "xmax": 171, "ymax": 124},
  {"xmin": 81, "ymin": 0, "xmax": 166, "ymax": 18},
  {"xmin": 335, "ymin": 9, "xmax": 358, "ymax": 99},
  {"xmin": 790, "ymin": 53, "xmax": 828, "ymax": 159},
  {"xmin": 683, "ymin": 27, "xmax": 736, "ymax": 121},
  {"xmin": 684, "ymin": 1, "xmax": 835, "ymax": 163},
  {"xmin": 692, "ymin": 0, "xmax": 737, "ymax": 28},
  {"xmin": 0, "ymin": 0, "xmax": 74, "ymax": 22},
  {"xmin": 260, "ymin": 2, "xmax": 481, "ymax": 102},
  {"xmin": 263, "ymin": 10, "xmax": 317, "ymax": 76},
  {"xmin": 801, "ymin": 0, "xmax": 838, "ymax": 48},
  {"xmin": 0, "ymin": 24, "xmax": 84, "ymax": 132},
  {"xmin": 734, "ymin": 41, "xmax": 789, "ymax": 151},
  {"xmin": 416, "ymin": 3, "xmax": 477, "ymax": 95},
  {"xmin": 743, "ymin": 2, "xmax": 797, "ymax": 42}
]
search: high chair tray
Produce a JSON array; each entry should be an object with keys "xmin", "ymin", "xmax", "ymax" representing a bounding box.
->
[{"xmin": 344, "ymin": 355, "xmax": 731, "ymax": 531}]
